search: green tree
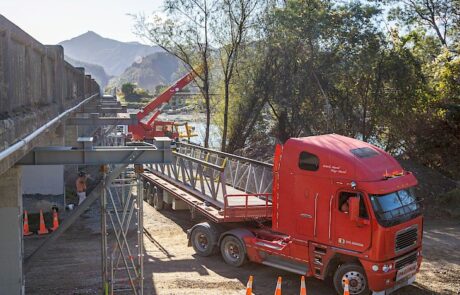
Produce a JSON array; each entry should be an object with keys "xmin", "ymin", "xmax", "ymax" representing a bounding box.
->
[
  {"xmin": 384, "ymin": 0, "xmax": 460, "ymax": 178},
  {"xmin": 213, "ymin": 0, "xmax": 261, "ymax": 151},
  {"xmin": 121, "ymin": 83, "xmax": 136, "ymax": 97},
  {"xmin": 134, "ymin": 0, "xmax": 216, "ymax": 147},
  {"xmin": 386, "ymin": 0, "xmax": 460, "ymax": 50},
  {"xmin": 228, "ymin": 0, "xmax": 428, "ymax": 156}
]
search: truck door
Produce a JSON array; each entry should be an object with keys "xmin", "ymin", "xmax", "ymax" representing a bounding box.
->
[
  {"xmin": 333, "ymin": 191, "xmax": 372, "ymax": 252},
  {"xmin": 292, "ymin": 151, "xmax": 319, "ymax": 241}
]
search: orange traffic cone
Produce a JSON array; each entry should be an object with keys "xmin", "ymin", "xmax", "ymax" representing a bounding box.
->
[
  {"xmin": 51, "ymin": 209, "xmax": 59, "ymax": 231},
  {"xmin": 246, "ymin": 275, "xmax": 253, "ymax": 295},
  {"xmin": 343, "ymin": 278, "xmax": 350, "ymax": 295},
  {"xmin": 23, "ymin": 210, "xmax": 33, "ymax": 236},
  {"xmin": 37, "ymin": 209, "xmax": 49, "ymax": 235},
  {"xmin": 300, "ymin": 276, "xmax": 307, "ymax": 295},
  {"xmin": 274, "ymin": 276, "xmax": 282, "ymax": 295}
]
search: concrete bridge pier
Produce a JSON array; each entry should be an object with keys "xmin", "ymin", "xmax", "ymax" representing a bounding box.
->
[{"xmin": 0, "ymin": 167, "xmax": 24, "ymax": 294}]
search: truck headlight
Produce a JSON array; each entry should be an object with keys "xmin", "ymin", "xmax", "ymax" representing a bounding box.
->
[
  {"xmin": 382, "ymin": 264, "xmax": 390, "ymax": 272},
  {"xmin": 372, "ymin": 265, "xmax": 379, "ymax": 272}
]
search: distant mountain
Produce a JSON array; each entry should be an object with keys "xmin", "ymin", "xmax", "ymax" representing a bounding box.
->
[
  {"xmin": 108, "ymin": 52, "xmax": 184, "ymax": 93},
  {"xmin": 65, "ymin": 56, "xmax": 111, "ymax": 89},
  {"xmin": 59, "ymin": 31, "xmax": 161, "ymax": 76}
]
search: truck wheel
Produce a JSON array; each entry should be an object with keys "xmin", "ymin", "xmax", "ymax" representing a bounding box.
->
[
  {"xmin": 153, "ymin": 188, "xmax": 164, "ymax": 210},
  {"xmin": 333, "ymin": 263, "xmax": 370, "ymax": 295},
  {"xmin": 220, "ymin": 235, "xmax": 247, "ymax": 267},
  {"xmin": 191, "ymin": 224, "xmax": 216, "ymax": 256}
]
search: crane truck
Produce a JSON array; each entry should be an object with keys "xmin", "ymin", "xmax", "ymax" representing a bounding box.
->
[
  {"xmin": 127, "ymin": 68, "xmax": 199, "ymax": 141},
  {"xmin": 140, "ymin": 134, "xmax": 423, "ymax": 295}
]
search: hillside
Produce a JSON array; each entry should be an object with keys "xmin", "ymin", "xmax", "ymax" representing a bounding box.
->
[
  {"xmin": 108, "ymin": 52, "xmax": 183, "ymax": 93},
  {"xmin": 64, "ymin": 56, "xmax": 111, "ymax": 89},
  {"xmin": 59, "ymin": 31, "xmax": 161, "ymax": 76}
]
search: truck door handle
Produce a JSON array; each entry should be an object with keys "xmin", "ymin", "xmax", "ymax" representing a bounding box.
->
[{"xmin": 300, "ymin": 213, "xmax": 312, "ymax": 219}]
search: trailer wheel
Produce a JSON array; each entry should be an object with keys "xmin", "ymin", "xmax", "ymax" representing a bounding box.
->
[
  {"xmin": 220, "ymin": 235, "xmax": 247, "ymax": 267},
  {"xmin": 152, "ymin": 187, "xmax": 164, "ymax": 210},
  {"xmin": 146, "ymin": 187, "xmax": 154, "ymax": 206},
  {"xmin": 191, "ymin": 224, "xmax": 216, "ymax": 256},
  {"xmin": 333, "ymin": 262, "xmax": 370, "ymax": 295},
  {"xmin": 143, "ymin": 181, "xmax": 150, "ymax": 201}
]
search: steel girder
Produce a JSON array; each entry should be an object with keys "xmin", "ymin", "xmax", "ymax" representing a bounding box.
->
[
  {"xmin": 67, "ymin": 114, "xmax": 138, "ymax": 126},
  {"xmin": 17, "ymin": 140, "xmax": 171, "ymax": 165}
]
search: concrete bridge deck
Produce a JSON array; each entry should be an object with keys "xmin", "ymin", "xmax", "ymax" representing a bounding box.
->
[{"xmin": 0, "ymin": 14, "xmax": 100, "ymax": 294}]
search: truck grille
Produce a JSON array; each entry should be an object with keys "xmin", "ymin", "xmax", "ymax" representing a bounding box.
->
[
  {"xmin": 395, "ymin": 251, "xmax": 417, "ymax": 269},
  {"xmin": 395, "ymin": 226, "xmax": 417, "ymax": 252}
]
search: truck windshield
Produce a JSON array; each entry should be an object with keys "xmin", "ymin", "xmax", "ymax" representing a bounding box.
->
[{"xmin": 370, "ymin": 188, "xmax": 421, "ymax": 227}]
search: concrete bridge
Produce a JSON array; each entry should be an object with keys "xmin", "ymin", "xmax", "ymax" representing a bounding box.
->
[{"xmin": 0, "ymin": 15, "xmax": 100, "ymax": 294}]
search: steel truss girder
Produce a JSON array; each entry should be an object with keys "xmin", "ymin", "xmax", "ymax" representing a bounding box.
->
[
  {"xmin": 67, "ymin": 114, "xmax": 138, "ymax": 126},
  {"xmin": 17, "ymin": 142, "xmax": 171, "ymax": 165},
  {"xmin": 176, "ymin": 143, "xmax": 273, "ymax": 194}
]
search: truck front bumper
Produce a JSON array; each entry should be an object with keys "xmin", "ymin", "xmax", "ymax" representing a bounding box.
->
[
  {"xmin": 372, "ymin": 275, "xmax": 416, "ymax": 295},
  {"xmin": 361, "ymin": 249, "xmax": 422, "ymax": 293}
]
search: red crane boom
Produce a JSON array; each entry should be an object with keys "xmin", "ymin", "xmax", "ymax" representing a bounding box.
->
[{"xmin": 128, "ymin": 68, "xmax": 199, "ymax": 141}]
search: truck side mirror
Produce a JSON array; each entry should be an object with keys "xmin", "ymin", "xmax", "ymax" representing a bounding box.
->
[{"xmin": 349, "ymin": 197, "xmax": 360, "ymax": 222}]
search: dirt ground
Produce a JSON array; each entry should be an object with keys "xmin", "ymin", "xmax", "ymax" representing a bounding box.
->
[{"xmin": 25, "ymin": 200, "xmax": 460, "ymax": 295}]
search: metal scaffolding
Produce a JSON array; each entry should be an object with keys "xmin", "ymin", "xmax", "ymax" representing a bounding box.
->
[{"xmin": 101, "ymin": 165, "xmax": 144, "ymax": 295}]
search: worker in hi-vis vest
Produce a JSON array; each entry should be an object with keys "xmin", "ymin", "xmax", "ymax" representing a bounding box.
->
[{"xmin": 76, "ymin": 171, "xmax": 87, "ymax": 205}]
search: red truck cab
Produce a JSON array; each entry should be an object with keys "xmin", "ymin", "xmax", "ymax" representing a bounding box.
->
[
  {"xmin": 222, "ymin": 135, "xmax": 421, "ymax": 295},
  {"xmin": 185, "ymin": 134, "xmax": 422, "ymax": 294}
]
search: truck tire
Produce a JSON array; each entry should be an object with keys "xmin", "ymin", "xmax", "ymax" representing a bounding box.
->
[
  {"xmin": 333, "ymin": 262, "xmax": 370, "ymax": 295},
  {"xmin": 191, "ymin": 224, "xmax": 217, "ymax": 256},
  {"xmin": 152, "ymin": 187, "xmax": 164, "ymax": 210},
  {"xmin": 220, "ymin": 235, "xmax": 247, "ymax": 267}
]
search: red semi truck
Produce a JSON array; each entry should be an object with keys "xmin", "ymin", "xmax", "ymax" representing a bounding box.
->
[{"xmin": 141, "ymin": 134, "xmax": 423, "ymax": 295}]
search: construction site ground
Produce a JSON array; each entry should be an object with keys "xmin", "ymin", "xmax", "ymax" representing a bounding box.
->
[{"xmin": 25, "ymin": 200, "xmax": 460, "ymax": 295}]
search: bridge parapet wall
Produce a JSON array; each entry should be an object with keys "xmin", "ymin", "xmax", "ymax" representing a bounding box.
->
[{"xmin": 0, "ymin": 14, "xmax": 100, "ymax": 174}]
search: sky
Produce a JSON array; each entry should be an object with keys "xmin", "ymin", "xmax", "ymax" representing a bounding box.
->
[{"xmin": 1, "ymin": 0, "xmax": 164, "ymax": 44}]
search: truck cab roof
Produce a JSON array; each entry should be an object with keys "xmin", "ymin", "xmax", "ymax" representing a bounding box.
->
[{"xmin": 285, "ymin": 134, "xmax": 408, "ymax": 183}]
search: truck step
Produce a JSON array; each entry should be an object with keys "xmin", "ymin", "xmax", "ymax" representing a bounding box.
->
[{"xmin": 261, "ymin": 254, "xmax": 308, "ymax": 275}]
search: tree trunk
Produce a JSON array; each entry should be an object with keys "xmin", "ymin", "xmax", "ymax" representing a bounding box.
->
[
  {"xmin": 221, "ymin": 81, "xmax": 230, "ymax": 151},
  {"xmin": 203, "ymin": 82, "xmax": 211, "ymax": 148}
]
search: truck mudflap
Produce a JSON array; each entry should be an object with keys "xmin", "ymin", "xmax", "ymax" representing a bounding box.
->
[{"xmin": 372, "ymin": 275, "xmax": 416, "ymax": 295}]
